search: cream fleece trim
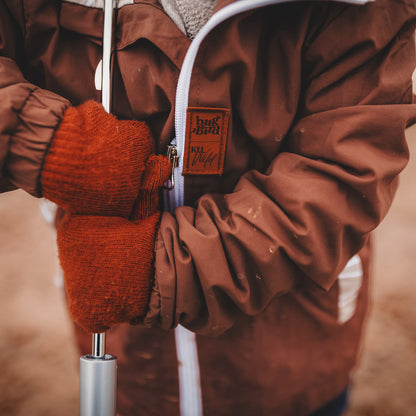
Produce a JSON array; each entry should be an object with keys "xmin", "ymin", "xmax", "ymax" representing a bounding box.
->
[
  {"xmin": 64, "ymin": 0, "xmax": 217, "ymax": 39},
  {"xmin": 158, "ymin": 0, "xmax": 187, "ymax": 35},
  {"xmin": 159, "ymin": 0, "xmax": 218, "ymax": 39}
]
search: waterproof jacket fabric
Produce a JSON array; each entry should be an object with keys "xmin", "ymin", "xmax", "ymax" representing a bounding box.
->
[{"xmin": 1, "ymin": 0, "xmax": 416, "ymax": 415}]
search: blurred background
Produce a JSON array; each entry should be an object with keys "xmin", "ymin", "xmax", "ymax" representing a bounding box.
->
[{"xmin": 0, "ymin": 125, "xmax": 416, "ymax": 416}]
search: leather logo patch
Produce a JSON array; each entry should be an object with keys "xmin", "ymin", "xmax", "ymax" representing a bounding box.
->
[{"xmin": 183, "ymin": 107, "xmax": 230, "ymax": 175}]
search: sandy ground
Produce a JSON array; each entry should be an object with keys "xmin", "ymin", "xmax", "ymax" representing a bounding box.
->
[{"xmin": 0, "ymin": 126, "xmax": 416, "ymax": 416}]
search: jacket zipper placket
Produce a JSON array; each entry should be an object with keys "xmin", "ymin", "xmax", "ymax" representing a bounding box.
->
[
  {"xmin": 167, "ymin": 0, "xmax": 371, "ymax": 210},
  {"xmin": 164, "ymin": 0, "xmax": 372, "ymax": 415}
]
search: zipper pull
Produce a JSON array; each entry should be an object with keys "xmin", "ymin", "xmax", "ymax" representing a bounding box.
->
[{"xmin": 164, "ymin": 145, "xmax": 179, "ymax": 190}]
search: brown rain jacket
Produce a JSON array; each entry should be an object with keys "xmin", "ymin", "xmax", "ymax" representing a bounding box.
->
[{"xmin": 1, "ymin": 0, "xmax": 416, "ymax": 415}]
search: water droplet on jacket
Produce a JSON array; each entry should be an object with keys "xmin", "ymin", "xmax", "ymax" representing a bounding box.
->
[{"xmin": 139, "ymin": 352, "xmax": 153, "ymax": 360}]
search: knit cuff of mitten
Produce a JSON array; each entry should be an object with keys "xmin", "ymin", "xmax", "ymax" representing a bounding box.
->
[{"xmin": 40, "ymin": 101, "xmax": 156, "ymax": 217}]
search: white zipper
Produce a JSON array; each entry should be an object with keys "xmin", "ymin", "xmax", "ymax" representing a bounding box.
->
[{"xmin": 167, "ymin": 1, "xmax": 372, "ymax": 415}]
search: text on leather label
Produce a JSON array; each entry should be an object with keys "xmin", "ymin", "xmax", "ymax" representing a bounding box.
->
[{"xmin": 183, "ymin": 107, "xmax": 230, "ymax": 175}]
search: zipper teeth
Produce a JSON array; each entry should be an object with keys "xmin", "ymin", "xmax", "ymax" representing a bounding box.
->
[{"xmin": 171, "ymin": 0, "xmax": 370, "ymax": 211}]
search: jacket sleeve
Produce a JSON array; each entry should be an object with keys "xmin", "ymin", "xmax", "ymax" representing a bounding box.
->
[
  {"xmin": 0, "ymin": 1, "xmax": 70, "ymax": 196},
  {"xmin": 146, "ymin": 0, "xmax": 416, "ymax": 335}
]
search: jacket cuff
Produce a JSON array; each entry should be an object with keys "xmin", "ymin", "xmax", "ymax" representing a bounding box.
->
[
  {"xmin": 4, "ymin": 87, "xmax": 70, "ymax": 197},
  {"xmin": 142, "ymin": 212, "xmax": 177, "ymax": 330}
]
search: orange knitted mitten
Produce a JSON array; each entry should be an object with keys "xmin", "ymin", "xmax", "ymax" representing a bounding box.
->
[
  {"xmin": 44, "ymin": 100, "xmax": 172, "ymax": 332},
  {"xmin": 57, "ymin": 153, "xmax": 170, "ymax": 333},
  {"xmin": 58, "ymin": 213, "xmax": 160, "ymax": 333},
  {"xmin": 41, "ymin": 100, "xmax": 168, "ymax": 218}
]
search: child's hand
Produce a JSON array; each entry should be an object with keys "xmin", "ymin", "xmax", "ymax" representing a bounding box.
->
[
  {"xmin": 41, "ymin": 100, "xmax": 169, "ymax": 218},
  {"xmin": 57, "ymin": 213, "xmax": 162, "ymax": 333}
]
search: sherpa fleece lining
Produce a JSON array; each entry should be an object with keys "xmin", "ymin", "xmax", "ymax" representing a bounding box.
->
[{"xmin": 159, "ymin": 0, "xmax": 218, "ymax": 39}]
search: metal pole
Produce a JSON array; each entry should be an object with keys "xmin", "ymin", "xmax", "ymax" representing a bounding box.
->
[
  {"xmin": 79, "ymin": 1, "xmax": 118, "ymax": 414},
  {"xmin": 101, "ymin": 0, "xmax": 113, "ymax": 113},
  {"xmin": 92, "ymin": 333, "xmax": 106, "ymax": 358},
  {"xmin": 79, "ymin": 352, "xmax": 117, "ymax": 416}
]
